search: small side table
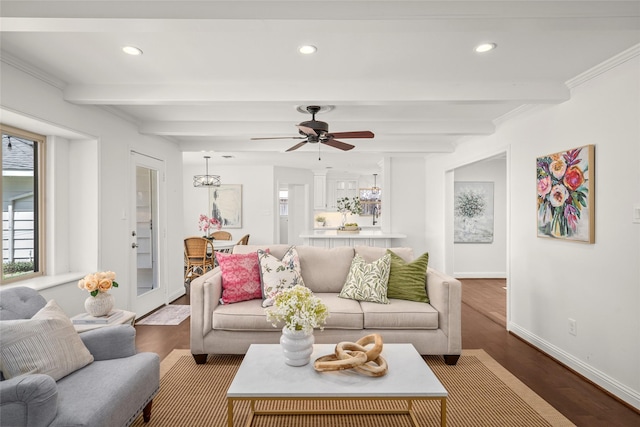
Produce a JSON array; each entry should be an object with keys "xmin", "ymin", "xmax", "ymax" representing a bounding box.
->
[{"xmin": 72, "ymin": 309, "xmax": 136, "ymax": 333}]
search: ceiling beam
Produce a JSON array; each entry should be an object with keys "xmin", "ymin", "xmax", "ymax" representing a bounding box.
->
[
  {"xmin": 64, "ymin": 82, "xmax": 569, "ymax": 105},
  {"xmin": 139, "ymin": 120, "xmax": 495, "ymax": 136}
]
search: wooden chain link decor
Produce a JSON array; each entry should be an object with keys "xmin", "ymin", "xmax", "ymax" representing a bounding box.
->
[{"xmin": 313, "ymin": 333, "xmax": 388, "ymax": 377}]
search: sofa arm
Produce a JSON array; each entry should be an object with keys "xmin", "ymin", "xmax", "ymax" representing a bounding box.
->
[
  {"xmin": 0, "ymin": 374, "xmax": 58, "ymax": 427},
  {"xmin": 80, "ymin": 324, "xmax": 137, "ymax": 360},
  {"xmin": 426, "ymin": 268, "xmax": 462, "ymax": 355},
  {"xmin": 190, "ymin": 268, "xmax": 223, "ymax": 355}
]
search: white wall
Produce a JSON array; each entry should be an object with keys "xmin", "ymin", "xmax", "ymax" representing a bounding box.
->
[
  {"xmin": 1, "ymin": 61, "xmax": 185, "ymax": 313},
  {"xmin": 387, "ymin": 157, "xmax": 427, "ymax": 254},
  {"xmin": 425, "ymin": 50, "xmax": 640, "ymax": 408},
  {"xmin": 453, "ymin": 158, "xmax": 507, "ymax": 278}
]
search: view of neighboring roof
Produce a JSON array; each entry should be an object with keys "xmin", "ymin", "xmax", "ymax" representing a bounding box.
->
[{"xmin": 2, "ymin": 134, "xmax": 34, "ymax": 172}]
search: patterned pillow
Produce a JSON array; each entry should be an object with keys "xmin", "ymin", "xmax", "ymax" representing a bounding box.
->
[
  {"xmin": 0, "ymin": 299, "xmax": 94, "ymax": 381},
  {"xmin": 386, "ymin": 250, "xmax": 430, "ymax": 303},
  {"xmin": 258, "ymin": 246, "xmax": 305, "ymax": 307},
  {"xmin": 339, "ymin": 254, "xmax": 391, "ymax": 304},
  {"xmin": 216, "ymin": 252, "xmax": 263, "ymax": 304}
]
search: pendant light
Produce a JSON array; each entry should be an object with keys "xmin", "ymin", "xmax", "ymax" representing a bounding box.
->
[
  {"xmin": 193, "ymin": 155, "xmax": 221, "ymax": 187},
  {"xmin": 371, "ymin": 173, "xmax": 380, "ymax": 198}
]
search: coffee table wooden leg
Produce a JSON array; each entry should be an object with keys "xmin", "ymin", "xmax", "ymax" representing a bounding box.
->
[{"xmin": 441, "ymin": 398, "xmax": 447, "ymax": 427}]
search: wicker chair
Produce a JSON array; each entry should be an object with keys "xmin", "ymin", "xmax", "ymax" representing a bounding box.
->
[
  {"xmin": 236, "ymin": 234, "xmax": 250, "ymax": 245},
  {"xmin": 209, "ymin": 230, "xmax": 233, "ymax": 240},
  {"xmin": 184, "ymin": 237, "xmax": 214, "ymax": 282}
]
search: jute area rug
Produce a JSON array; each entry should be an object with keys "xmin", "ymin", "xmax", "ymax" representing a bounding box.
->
[{"xmin": 131, "ymin": 349, "xmax": 575, "ymax": 427}]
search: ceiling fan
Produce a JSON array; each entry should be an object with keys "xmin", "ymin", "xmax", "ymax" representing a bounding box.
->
[{"xmin": 251, "ymin": 105, "xmax": 374, "ymax": 152}]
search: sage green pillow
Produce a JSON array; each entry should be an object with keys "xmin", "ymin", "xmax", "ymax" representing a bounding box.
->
[
  {"xmin": 339, "ymin": 254, "xmax": 391, "ymax": 304},
  {"xmin": 386, "ymin": 250, "xmax": 429, "ymax": 303}
]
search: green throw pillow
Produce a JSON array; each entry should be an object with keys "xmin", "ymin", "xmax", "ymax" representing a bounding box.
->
[
  {"xmin": 339, "ymin": 254, "xmax": 391, "ymax": 304},
  {"xmin": 386, "ymin": 250, "xmax": 429, "ymax": 303}
]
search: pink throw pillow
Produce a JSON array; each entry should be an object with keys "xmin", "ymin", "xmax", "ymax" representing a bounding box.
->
[{"xmin": 216, "ymin": 252, "xmax": 263, "ymax": 304}]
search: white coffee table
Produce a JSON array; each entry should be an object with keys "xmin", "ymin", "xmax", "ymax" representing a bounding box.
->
[{"xmin": 227, "ymin": 343, "xmax": 447, "ymax": 427}]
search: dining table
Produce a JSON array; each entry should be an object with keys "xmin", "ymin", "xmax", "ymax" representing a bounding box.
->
[{"xmin": 207, "ymin": 239, "xmax": 236, "ymax": 252}]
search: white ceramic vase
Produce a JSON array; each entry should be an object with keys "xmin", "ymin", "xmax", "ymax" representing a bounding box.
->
[
  {"xmin": 280, "ymin": 327, "xmax": 314, "ymax": 366},
  {"xmin": 84, "ymin": 292, "xmax": 114, "ymax": 317}
]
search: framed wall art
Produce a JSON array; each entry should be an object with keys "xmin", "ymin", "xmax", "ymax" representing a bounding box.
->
[
  {"xmin": 209, "ymin": 184, "xmax": 242, "ymax": 228},
  {"xmin": 536, "ymin": 144, "xmax": 594, "ymax": 243},
  {"xmin": 454, "ymin": 181, "xmax": 494, "ymax": 243}
]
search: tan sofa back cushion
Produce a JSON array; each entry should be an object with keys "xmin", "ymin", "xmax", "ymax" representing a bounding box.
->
[
  {"xmin": 295, "ymin": 246, "xmax": 355, "ymax": 293},
  {"xmin": 355, "ymin": 246, "xmax": 414, "ymax": 263},
  {"xmin": 233, "ymin": 245, "xmax": 354, "ymax": 293}
]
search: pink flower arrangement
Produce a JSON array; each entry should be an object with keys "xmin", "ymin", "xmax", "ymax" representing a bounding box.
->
[{"xmin": 198, "ymin": 214, "xmax": 221, "ymax": 234}]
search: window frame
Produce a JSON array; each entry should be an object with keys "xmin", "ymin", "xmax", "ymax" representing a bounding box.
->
[{"xmin": 1, "ymin": 124, "xmax": 46, "ymax": 284}]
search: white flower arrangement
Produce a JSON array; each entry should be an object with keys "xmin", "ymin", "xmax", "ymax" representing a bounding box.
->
[
  {"xmin": 78, "ymin": 271, "xmax": 119, "ymax": 297},
  {"xmin": 266, "ymin": 285, "xmax": 329, "ymax": 334}
]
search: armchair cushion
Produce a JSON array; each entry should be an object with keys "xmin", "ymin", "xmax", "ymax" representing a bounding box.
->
[{"xmin": 0, "ymin": 300, "xmax": 93, "ymax": 381}]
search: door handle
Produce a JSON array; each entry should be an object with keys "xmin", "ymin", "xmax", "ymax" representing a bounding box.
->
[{"xmin": 131, "ymin": 243, "xmax": 138, "ymax": 248}]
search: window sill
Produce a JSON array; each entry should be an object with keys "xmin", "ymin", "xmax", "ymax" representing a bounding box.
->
[{"xmin": 2, "ymin": 272, "xmax": 86, "ymax": 292}]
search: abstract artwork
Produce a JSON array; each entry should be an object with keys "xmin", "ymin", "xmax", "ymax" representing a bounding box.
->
[
  {"xmin": 454, "ymin": 181, "xmax": 494, "ymax": 243},
  {"xmin": 536, "ymin": 145, "xmax": 594, "ymax": 243},
  {"xmin": 209, "ymin": 184, "xmax": 242, "ymax": 228}
]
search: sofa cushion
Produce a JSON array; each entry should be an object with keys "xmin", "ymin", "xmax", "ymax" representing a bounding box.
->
[
  {"xmin": 216, "ymin": 251, "xmax": 263, "ymax": 304},
  {"xmin": 212, "ymin": 299, "xmax": 273, "ymax": 331},
  {"xmin": 295, "ymin": 246, "xmax": 355, "ymax": 293},
  {"xmin": 0, "ymin": 300, "xmax": 94, "ymax": 381},
  {"xmin": 314, "ymin": 293, "xmax": 363, "ymax": 329},
  {"xmin": 387, "ymin": 250, "xmax": 430, "ymax": 303},
  {"xmin": 258, "ymin": 247, "xmax": 305, "ymax": 307},
  {"xmin": 355, "ymin": 246, "xmax": 414, "ymax": 263},
  {"xmin": 360, "ymin": 299, "xmax": 439, "ymax": 330},
  {"xmin": 339, "ymin": 254, "xmax": 391, "ymax": 304}
]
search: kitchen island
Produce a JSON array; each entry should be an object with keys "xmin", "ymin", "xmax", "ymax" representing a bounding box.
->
[{"xmin": 300, "ymin": 230, "xmax": 407, "ymax": 248}]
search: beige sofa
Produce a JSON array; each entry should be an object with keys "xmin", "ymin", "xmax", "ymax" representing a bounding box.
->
[{"xmin": 190, "ymin": 245, "xmax": 462, "ymax": 365}]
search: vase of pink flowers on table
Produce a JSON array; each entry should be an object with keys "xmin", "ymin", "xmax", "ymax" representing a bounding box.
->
[{"xmin": 198, "ymin": 214, "xmax": 222, "ymax": 237}]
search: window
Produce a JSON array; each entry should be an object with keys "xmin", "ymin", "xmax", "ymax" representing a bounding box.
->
[{"xmin": 1, "ymin": 125, "xmax": 45, "ymax": 283}]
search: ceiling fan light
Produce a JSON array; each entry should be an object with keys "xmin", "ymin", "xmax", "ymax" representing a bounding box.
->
[
  {"xmin": 299, "ymin": 45, "xmax": 317, "ymax": 54},
  {"xmin": 122, "ymin": 46, "xmax": 143, "ymax": 56},
  {"xmin": 474, "ymin": 43, "xmax": 497, "ymax": 53}
]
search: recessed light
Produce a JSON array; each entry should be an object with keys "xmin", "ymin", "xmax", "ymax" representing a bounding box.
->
[
  {"xmin": 122, "ymin": 46, "xmax": 143, "ymax": 56},
  {"xmin": 474, "ymin": 43, "xmax": 497, "ymax": 53},
  {"xmin": 299, "ymin": 45, "xmax": 317, "ymax": 55}
]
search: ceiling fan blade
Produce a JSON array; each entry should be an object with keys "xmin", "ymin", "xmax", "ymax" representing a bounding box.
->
[
  {"xmin": 297, "ymin": 125, "xmax": 318, "ymax": 136},
  {"xmin": 251, "ymin": 136, "xmax": 306, "ymax": 140},
  {"xmin": 328, "ymin": 131, "xmax": 374, "ymax": 139},
  {"xmin": 322, "ymin": 139, "xmax": 355, "ymax": 151},
  {"xmin": 286, "ymin": 141, "xmax": 308, "ymax": 152}
]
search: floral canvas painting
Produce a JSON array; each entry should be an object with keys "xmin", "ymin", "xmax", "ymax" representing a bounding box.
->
[
  {"xmin": 536, "ymin": 145, "xmax": 594, "ymax": 243},
  {"xmin": 454, "ymin": 181, "xmax": 494, "ymax": 243},
  {"xmin": 209, "ymin": 184, "xmax": 242, "ymax": 228}
]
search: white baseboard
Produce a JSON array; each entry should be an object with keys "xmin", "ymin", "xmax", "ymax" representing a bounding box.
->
[
  {"xmin": 509, "ymin": 322, "xmax": 640, "ymax": 410},
  {"xmin": 453, "ymin": 272, "xmax": 507, "ymax": 279}
]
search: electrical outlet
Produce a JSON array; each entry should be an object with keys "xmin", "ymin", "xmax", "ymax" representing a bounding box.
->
[{"xmin": 568, "ymin": 318, "xmax": 577, "ymax": 336}]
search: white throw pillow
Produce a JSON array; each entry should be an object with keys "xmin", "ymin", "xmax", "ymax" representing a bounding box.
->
[
  {"xmin": 339, "ymin": 254, "xmax": 391, "ymax": 304},
  {"xmin": 258, "ymin": 246, "xmax": 305, "ymax": 307},
  {"xmin": 0, "ymin": 299, "xmax": 94, "ymax": 381}
]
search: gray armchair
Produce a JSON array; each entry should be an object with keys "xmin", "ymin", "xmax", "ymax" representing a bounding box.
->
[{"xmin": 0, "ymin": 287, "xmax": 160, "ymax": 427}]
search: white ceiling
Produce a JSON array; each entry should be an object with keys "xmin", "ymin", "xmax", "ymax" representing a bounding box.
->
[{"xmin": 1, "ymin": 1, "xmax": 639, "ymax": 173}]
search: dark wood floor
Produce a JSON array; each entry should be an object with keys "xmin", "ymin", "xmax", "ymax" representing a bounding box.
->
[{"xmin": 134, "ymin": 279, "xmax": 639, "ymax": 426}]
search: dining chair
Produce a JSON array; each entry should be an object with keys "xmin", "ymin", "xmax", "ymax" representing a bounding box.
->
[
  {"xmin": 236, "ymin": 234, "xmax": 250, "ymax": 245},
  {"xmin": 184, "ymin": 237, "xmax": 214, "ymax": 282},
  {"xmin": 209, "ymin": 230, "xmax": 233, "ymax": 241}
]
